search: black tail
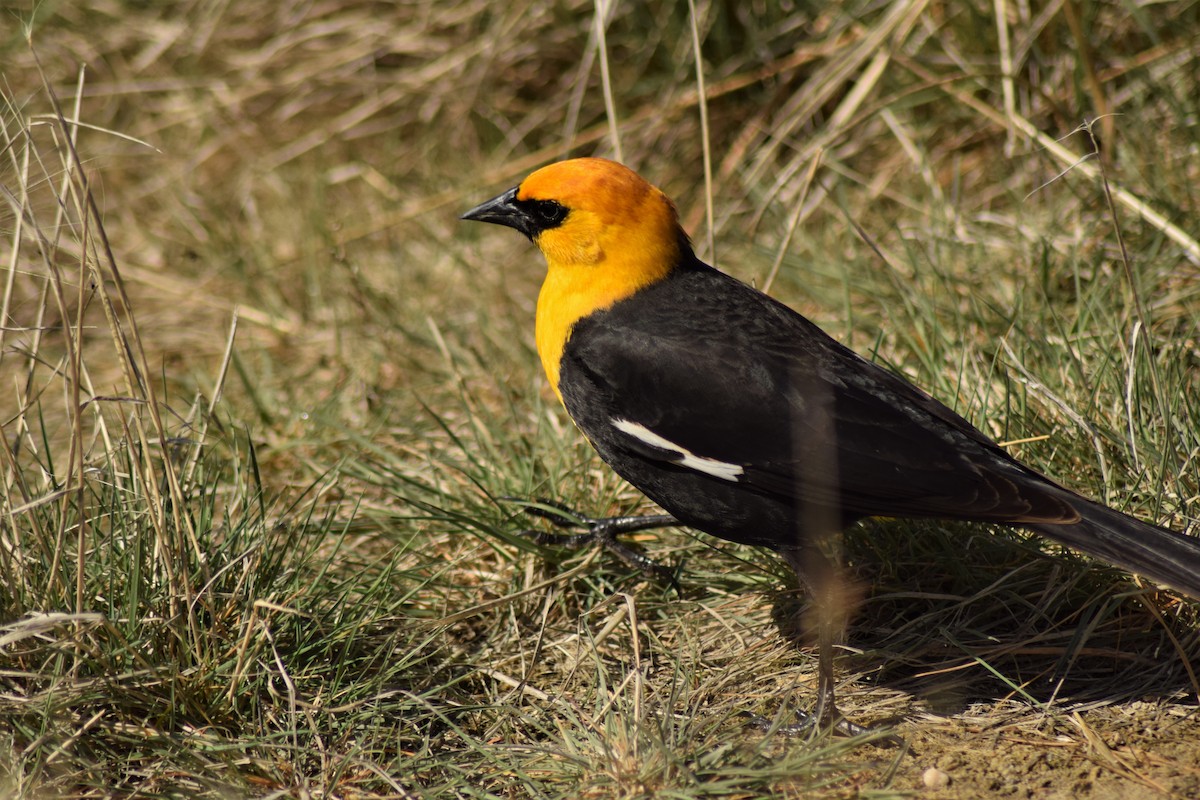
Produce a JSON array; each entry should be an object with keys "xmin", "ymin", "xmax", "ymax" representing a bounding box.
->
[{"xmin": 1028, "ymin": 496, "xmax": 1200, "ymax": 599}]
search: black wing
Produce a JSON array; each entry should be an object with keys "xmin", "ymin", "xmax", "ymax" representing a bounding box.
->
[{"xmin": 558, "ymin": 261, "xmax": 1078, "ymax": 527}]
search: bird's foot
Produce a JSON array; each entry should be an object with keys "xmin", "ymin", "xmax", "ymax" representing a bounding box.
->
[
  {"xmin": 741, "ymin": 698, "xmax": 903, "ymax": 745},
  {"xmin": 741, "ymin": 705, "xmax": 876, "ymax": 738},
  {"xmin": 504, "ymin": 497, "xmax": 681, "ymax": 589}
]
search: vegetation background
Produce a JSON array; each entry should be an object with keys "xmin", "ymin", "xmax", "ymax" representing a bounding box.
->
[{"xmin": 2, "ymin": 0, "xmax": 1199, "ymax": 797}]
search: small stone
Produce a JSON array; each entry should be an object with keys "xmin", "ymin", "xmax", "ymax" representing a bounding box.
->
[{"xmin": 923, "ymin": 767, "xmax": 950, "ymax": 789}]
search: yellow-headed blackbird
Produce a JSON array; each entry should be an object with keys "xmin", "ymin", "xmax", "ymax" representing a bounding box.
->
[{"xmin": 462, "ymin": 157, "xmax": 1200, "ymax": 731}]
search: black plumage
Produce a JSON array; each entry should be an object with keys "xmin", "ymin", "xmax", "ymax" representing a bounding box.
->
[{"xmin": 559, "ymin": 250, "xmax": 1200, "ymax": 597}]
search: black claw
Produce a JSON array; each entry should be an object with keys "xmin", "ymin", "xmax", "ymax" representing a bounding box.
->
[
  {"xmin": 740, "ymin": 705, "xmax": 901, "ymax": 743},
  {"xmin": 501, "ymin": 496, "xmax": 682, "ymax": 590},
  {"xmin": 502, "ymin": 496, "xmax": 589, "ymax": 529},
  {"xmin": 740, "ymin": 708, "xmax": 817, "ymax": 736}
]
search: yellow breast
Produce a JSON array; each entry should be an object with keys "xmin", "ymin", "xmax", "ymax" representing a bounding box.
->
[{"xmin": 533, "ymin": 217, "xmax": 679, "ymax": 403}]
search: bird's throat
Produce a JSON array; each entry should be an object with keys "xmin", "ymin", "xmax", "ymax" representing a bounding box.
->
[{"xmin": 535, "ymin": 249, "xmax": 677, "ymax": 403}]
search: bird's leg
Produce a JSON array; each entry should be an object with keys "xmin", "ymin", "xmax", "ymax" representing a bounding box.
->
[
  {"xmin": 741, "ymin": 545, "xmax": 886, "ymax": 739},
  {"xmin": 504, "ymin": 497, "xmax": 680, "ymax": 586},
  {"xmin": 751, "ymin": 598, "xmax": 876, "ymax": 738},
  {"xmin": 741, "ymin": 619, "xmax": 873, "ymax": 737}
]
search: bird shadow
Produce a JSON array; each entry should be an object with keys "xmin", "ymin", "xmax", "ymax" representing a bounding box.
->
[{"xmin": 766, "ymin": 518, "xmax": 1200, "ymax": 720}]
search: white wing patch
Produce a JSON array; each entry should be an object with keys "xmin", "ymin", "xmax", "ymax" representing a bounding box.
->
[{"xmin": 611, "ymin": 418, "xmax": 744, "ymax": 482}]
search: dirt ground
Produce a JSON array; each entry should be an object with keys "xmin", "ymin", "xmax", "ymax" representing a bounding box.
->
[
  {"xmin": 733, "ymin": 552, "xmax": 1200, "ymax": 799},
  {"xmin": 885, "ymin": 703, "xmax": 1200, "ymax": 799}
]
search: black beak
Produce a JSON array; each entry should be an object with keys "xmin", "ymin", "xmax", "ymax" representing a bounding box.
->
[{"xmin": 460, "ymin": 187, "xmax": 535, "ymax": 239}]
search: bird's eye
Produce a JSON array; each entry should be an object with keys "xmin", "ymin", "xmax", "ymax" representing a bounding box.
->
[{"xmin": 533, "ymin": 200, "xmax": 568, "ymax": 225}]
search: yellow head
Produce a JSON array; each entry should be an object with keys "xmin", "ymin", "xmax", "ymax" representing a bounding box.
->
[{"xmin": 462, "ymin": 158, "xmax": 686, "ymax": 399}]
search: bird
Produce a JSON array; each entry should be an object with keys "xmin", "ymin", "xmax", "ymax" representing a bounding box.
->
[{"xmin": 461, "ymin": 156, "xmax": 1200, "ymax": 733}]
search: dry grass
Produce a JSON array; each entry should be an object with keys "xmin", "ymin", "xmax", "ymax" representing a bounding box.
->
[{"xmin": 3, "ymin": 1, "xmax": 1200, "ymax": 797}]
